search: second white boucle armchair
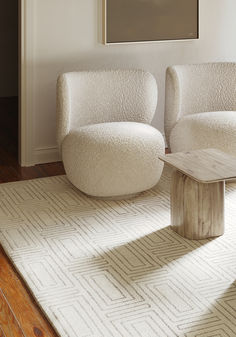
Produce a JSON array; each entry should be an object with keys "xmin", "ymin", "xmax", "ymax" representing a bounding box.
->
[
  {"xmin": 57, "ymin": 70, "xmax": 165, "ymax": 198},
  {"xmin": 165, "ymin": 63, "xmax": 236, "ymax": 154}
]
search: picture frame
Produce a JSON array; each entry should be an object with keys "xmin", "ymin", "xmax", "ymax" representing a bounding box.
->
[{"xmin": 103, "ymin": 0, "xmax": 199, "ymax": 45}]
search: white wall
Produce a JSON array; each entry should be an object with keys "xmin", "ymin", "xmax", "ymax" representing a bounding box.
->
[
  {"xmin": 0, "ymin": 0, "xmax": 18, "ymax": 97},
  {"xmin": 23, "ymin": 0, "xmax": 236, "ymax": 165}
]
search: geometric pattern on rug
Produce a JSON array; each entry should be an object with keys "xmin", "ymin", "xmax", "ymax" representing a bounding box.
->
[{"xmin": 0, "ymin": 167, "xmax": 235, "ymax": 337}]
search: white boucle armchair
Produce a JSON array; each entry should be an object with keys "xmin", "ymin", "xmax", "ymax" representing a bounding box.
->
[
  {"xmin": 57, "ymin": 70, "xmax": 165, "ymax": 198},
  {"xmin": 165, "ymin": 63, "xmax": 236, "ymax": 154}
]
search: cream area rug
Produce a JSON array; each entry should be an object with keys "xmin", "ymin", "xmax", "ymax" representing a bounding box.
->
[{"xmin": 0, "ymin": 167, "xmax": 236, "ymax": 337}]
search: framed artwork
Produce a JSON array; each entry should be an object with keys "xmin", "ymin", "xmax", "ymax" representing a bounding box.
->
[{"xmin": 103, "ymin": 0, "xmax": 199, "ymax": 44}]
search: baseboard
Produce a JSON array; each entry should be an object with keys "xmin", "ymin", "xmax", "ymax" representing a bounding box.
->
[{"xmin": 34, "ymin": 146, "xmax": 61, "ymax": 165}]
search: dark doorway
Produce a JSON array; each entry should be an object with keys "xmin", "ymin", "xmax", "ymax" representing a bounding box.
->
[{"xmin": 0, "ymin": 0, "xmax": 19, "ymax": 162}]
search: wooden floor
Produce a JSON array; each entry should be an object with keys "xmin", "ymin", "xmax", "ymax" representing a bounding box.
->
[{"xmin": 0, "ymin": 97, "xmax": 63, "ymax": 336}]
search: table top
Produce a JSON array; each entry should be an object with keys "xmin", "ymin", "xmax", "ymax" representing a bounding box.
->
[{"xmin": 159, "ymin": 148, "xmax": 236, "ymax": 183}]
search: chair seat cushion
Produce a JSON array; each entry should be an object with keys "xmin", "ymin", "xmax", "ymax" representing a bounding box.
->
[
  {"xmin": 170, "ymin": 111, "xmax": 236, "ymax": 155},
  {"xmin": 62, "ymin": 122, "xmax": 165, "ymax": 197}
]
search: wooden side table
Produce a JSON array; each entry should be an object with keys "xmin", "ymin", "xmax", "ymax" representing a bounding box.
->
[{"xmin": 159, "ymin": 148, "xmax": 236, "ymax": 240}]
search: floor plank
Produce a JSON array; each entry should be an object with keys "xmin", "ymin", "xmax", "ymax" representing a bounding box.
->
[
  {"xmin": 0, "ymin": 247, "xmax": 58, "ymax": 337},
  {"xmin": 0, "ymin": 290, "xmax": 25, "ymax": 337},
  {"xmin": 0, "ymin": 326, "xmax": 7, "ymax": 337}
]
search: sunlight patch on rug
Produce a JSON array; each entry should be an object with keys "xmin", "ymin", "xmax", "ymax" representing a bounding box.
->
[{"xmin": 0, "ymin": 167, "xmax": 235, "ymax": 337}]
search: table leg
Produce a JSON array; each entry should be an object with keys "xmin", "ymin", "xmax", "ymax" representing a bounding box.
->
[{"xmin": 171, "ymin": 170, "xmax": 225, "ymax": 240}]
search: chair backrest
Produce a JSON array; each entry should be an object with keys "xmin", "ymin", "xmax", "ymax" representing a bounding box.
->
[
  {"xmin": 57, "ymin": 70, "xmax": 157, "ymax": 148},
  {"xmin": 165, "ymin": 63, "xmax": 236, "ymax": 146}
]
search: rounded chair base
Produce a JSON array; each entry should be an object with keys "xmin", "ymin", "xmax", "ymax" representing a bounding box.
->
[{"xmin": 62, "ymin": 122, "xmax": 165, "ymax": 198}]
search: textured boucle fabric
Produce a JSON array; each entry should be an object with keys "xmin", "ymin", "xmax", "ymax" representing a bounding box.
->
[
  {"xmin": 170, "ymin": 111, "xmax": 236, "ymax": 155},
  {"xmin": 62, "ymin": 122, "xmax": 165, "ymax": 197},
  {"xmin": 57, "ymin": 70, "xmax": 158, "ymax": 149},
  {"xmin": 57, "ymin": 69, "xmax": 164, "ymax": 197},
  {"xmin": 165, "ymin": 63, "xmax": 236, "ymax": 147}
]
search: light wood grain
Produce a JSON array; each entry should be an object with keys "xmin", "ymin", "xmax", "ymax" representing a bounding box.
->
[
  {"xmin": 159, "ymin": 148, "xmax": 236, "ymax": 183},
  {"xmin": 171, "ymin": 170, "xmax": 225, "ymax": 240},
  {"xmin": 0, "ymin": 246, "xmax": 58, "ymax": 337},
  {"xmin": 0, "ymin": 326, "xmax": 6, "ymax": 337},
  {"xmin": 0, "ymin": 290, "xmax": 25, "ymax": 337}
]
